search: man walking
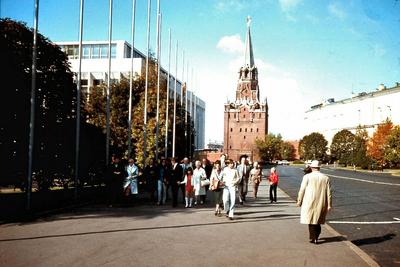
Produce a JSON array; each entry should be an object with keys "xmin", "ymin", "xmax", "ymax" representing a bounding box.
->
[
  {"xmin": 297, "ymin": 160, "xmax": 332, "ymax": 244},
  {"xmin": 170, "ymin": 157, "xmax": 183, "ymax": 208},
  {"xmin": 237, "ymin": 156, "xmax": 250, "ymax": 204}
]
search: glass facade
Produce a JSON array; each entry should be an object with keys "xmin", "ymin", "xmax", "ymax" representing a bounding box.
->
[{"xmin": 60, "ymin": 44, "xmax": 117, "ymax": 59}]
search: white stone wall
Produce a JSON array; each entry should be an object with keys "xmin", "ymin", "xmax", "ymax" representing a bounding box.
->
[{"xmin": 304, "ymin": 86, "xmax": 400, "ymax": 146}]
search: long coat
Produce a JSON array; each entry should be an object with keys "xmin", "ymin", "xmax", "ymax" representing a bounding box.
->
[{"xmin": 297, "ymin": 170, "xmax": 332, "ymax": 225}]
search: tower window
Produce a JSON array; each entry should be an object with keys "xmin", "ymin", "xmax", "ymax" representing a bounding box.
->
[
  {"xmin": 243, "ymin": 114, "xmax": 245, "ymax": 118},
  {"xmin": 251, "ymin": 128, "xmax": 253, "ymax": 132},
  {"xmin": 229, "ymin": 145, "xmax": 232, "ymax": 149},
  {"xmin": 259, "ymin": 114, "xmax": 261, "ymax": 118},
  {"xmin": 244, "ymin": 136, "xmax": 246, "ymax": 139},
  {"xmin": 256, "ymin": 128, "xmax": 259, "ymax": 133},
  {"xmin": 245, "ymin": 128, "xmax": 247, "ymax": 132},
  {"xmin": 240, "ymin": 128, "xmax": 242, "ymax": 132},
  {"xmin": 230, "ymin": 128, "xmax": 233, "ymax": 132},
  {"xmin": 234, "ymin": 114, "xmax": 236, "ymax": 119}
]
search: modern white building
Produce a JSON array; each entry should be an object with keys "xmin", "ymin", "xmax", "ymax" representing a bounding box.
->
[
  {"xmin": 304, "ymin": 82, "xmax": 400, "ymax": 146},
  {"xmin": 56, "ymin": 40, "xmax": 206, "ymax": 149}
]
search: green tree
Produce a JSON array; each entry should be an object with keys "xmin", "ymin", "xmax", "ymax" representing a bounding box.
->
[
  {"xmin": 0, "ymin": 18, "xmax": 78, "ymax": 188},
  {"xmin": 298, "ymin": 132, "xmax": 327, "ymax": 161},
  {"xmin": 84, "ymin": 60, "xmax": 194, "ymax": 167},
  {"xmin": 255, "ymin": 133, "xmax": 283, "ymax": 162},
  {"xmin": 384, "ymin": 125, "xmax": 400, "ymax": 168},
  {"xmin": 330, "ymin": 129, "xmax": 356, "ymax": 166},
  {"xmin": 353, "ymin": 127, "xmax": 371, "ymax": 169},
  {"xmin": 281, "ymin": 141, "xmax": 296, "ymax": 160}
]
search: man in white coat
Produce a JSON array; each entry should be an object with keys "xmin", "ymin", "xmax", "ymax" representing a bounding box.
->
[{"xmin": 297, "ymin": 160, "xmax": 332, "ymax": 244}]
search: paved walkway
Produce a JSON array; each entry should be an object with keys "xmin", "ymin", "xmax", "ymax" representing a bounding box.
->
[{"xmin": 0, "ymin": 184, "xmax": 378, "ymax": 266}]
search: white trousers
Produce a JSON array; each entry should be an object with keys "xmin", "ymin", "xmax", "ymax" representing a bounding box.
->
[{"xmin": 223, "ymin": 186, "xmax": 236, "ymax": 218}]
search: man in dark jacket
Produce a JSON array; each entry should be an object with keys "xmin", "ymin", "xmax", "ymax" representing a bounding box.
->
[
  {"xmin": 170, "ymin": 157, "xmax": 183, "ymax": 207},
  {"xmin": 106, "ymin": 154, "xmax": 126, "ymax": 207}
]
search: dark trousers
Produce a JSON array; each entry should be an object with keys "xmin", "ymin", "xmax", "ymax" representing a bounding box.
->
[
  {"xmin": 308, "ymin": 224, "xmax": 321, "ymax": 240},
  {"xmin": 238, "ymin": 179, "xmax": 248, "ymax": 202},
  {"xmin": 180, "ymin": 184, "xmax": 185, "ymax": 203},
  {"xmin": 269, "ymin": 184, "xmax": 277, "ymax": 202},
  {"xmin": 171, "ymin": 185, "xmax": 179, "ymax": 207}
]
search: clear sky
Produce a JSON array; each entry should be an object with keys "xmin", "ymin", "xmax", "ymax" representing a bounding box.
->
[{"xmin": 2, "ymin": 0, "xmax": 400, "ymax": 144}]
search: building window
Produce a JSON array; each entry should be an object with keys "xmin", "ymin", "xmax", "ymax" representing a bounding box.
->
[
  {"xmin": 91, "ymin": 45, "xmax": 100, "ymax": 58},
  {"xmin": 243, "ymin": 114, "xmax": 245, "ymax": 118},
  {"xmin": 93, "ymin": 79, "xmax": 103, "ymax": 86},
  {"xmin": 100, "ymin": 44, "xmax": 108, "ymax": 59},
  {"xmin": 111, "ymin": 44, "xmax": 117, "ymax": 58},
  {"xmin": 229, "ymin": 145, "xmax": 232, "ymax": 149},
  {"xmin": 245, "ymin": 128, "xmax": 247, "ymax": 132},
  {"xmin": 82, "ymin": 45, "xmax": 90, "ymax": 59},
  {"xmin": 240, "ymin": 128, "xmax": 242, "ymax": 132},
  {"xmin": 244, "ymin": 136, "xmax": 246, "ymax": 139},
  {"xmin": 228, "ymin": 114, "xmax": 230, "ymax": 119},
  {"xmin": 256, "ymin": 128, "xmax": 259, "ymax": 133},
  {"xmin": 230, "ymin": 128, "xmax": 233, "ymax": 132},
  {"xmin": 234, "ymin": 114, "xmax": 236, "ymax": 119},
  {"xmin": 251, "ymin": 128, "xmax": 253, "ymax": 132},
  {"xmin": 259, "ymin": 113, "xmax": 261, "ymax": 118}
]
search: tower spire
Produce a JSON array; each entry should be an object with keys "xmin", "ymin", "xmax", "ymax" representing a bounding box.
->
[{"xmin": 244, "ymin": 16, "xmax": 254, "ymax": 68}]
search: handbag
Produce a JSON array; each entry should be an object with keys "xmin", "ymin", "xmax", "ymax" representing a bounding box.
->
[
  {"xmin": 201, "ymin": 179, "xmax": 210, "ymax": 187},
  {"xmin": 210, "ymin": 179, "xmax": 220, "ymax": 190},
  {"xmin": 124, "ymin": 184, "xmax": 131, "ymax": 196}
]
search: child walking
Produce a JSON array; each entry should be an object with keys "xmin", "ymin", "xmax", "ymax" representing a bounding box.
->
[{"xmin": 178, "ymin": 167, "xmax": 194, "ymax": 208}]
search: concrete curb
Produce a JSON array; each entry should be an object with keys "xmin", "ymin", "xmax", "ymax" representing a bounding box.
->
[{"xmin": 278, "ymin": 187, "xmax": 381, "ymax": 267}]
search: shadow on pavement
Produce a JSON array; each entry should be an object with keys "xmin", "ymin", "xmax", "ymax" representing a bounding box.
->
[
  {"xmin": 0, "ymin": 213, "xmax": 300, "ymax": 243},
  {"xmin": 352, "ymin": 233, "xmax": 396, "ymax": 246},
  {"xmin": 318, "ymin": 236, "xmax": 346, "ymax": 244}
]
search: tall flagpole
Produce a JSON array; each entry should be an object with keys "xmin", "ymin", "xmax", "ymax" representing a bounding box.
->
[
  {"xmin": 181, "ymin": 50, "xmax": 184, "ymax": 107},
  {"xmin": 172, "ymin": 40, "xmax": 178, "ymax": 158},
  {"xmin": 155, "ymin": 0, "xmax": 161, "ymax": 160},
  {"xmin": 189, "ymin": 84, "xmax": 193, "ymax": 158},
  {"xmin": 74, "ymin": 0, "xmax": 84, "ymax": 200},
  {"xmin": 106, "ymin": 0, "xmax": 113, "ymax": 165},
  {"xmin": 184, "ymin": 59, "xmax": 188, "ymax": 156},
  {"xmin": 27, "ymin": 0, "xmax": 39, "ymax": 210},
  {"xmin": 127, "ymin": 0, "xmax": 136, "ymax": 158},
  {"xmin": 164, "ymin": 29, "xmax": 171, "ymax": 158},
  {"xmin": 143, "ymin": 0, "xmax": 151, "ymax": 167}
]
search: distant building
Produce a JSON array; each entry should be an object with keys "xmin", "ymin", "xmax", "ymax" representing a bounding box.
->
[
  {"xmin": 55, "ymin": 40, "xmax": 205, "ymax": 149},
  {"xmin": 304, "ymin": 82, "xmax": 400, "ymax": 146},
  {"xmin": 223, "ymin": 18, "xmax": 268, "ymax": 162}
]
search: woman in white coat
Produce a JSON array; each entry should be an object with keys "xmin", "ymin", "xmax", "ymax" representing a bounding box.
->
[
  {"xmin": 297, "ymin": 160, "xmax": 332, "ymax": 244},
  {"xmin": 193, "ymin": 160, "xmax": 207, "ymax": 205}
]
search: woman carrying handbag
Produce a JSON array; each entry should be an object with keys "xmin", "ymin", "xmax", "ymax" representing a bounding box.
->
[{"xmin": 210, "ymin": 160, "xmax": 225, "ymax": 216}]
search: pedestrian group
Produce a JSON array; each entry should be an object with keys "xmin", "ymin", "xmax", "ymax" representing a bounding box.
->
[{"xmin": 106, "ymin": 155, "xmax": 332, "ymax": 244}]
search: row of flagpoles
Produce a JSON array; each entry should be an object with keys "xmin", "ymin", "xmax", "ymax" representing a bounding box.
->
[{"xmin": 27, "ymin": 0, "xmax": 199, "ymax": 210}]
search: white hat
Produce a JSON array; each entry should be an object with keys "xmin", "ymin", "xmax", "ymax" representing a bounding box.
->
[{"xmin": 310, "ymin": 160, "xmax": 320, "ymax": 168}]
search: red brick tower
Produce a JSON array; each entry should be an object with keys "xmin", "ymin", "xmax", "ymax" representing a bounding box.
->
[{"xmin": 223, "ymin": 17, "xmax": 268, "ymax": 162}]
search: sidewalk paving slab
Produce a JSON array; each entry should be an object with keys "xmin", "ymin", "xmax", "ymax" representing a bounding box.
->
[{"xmin": 0, "ymin": 184, "xmax": 379, "ymax": 267}]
